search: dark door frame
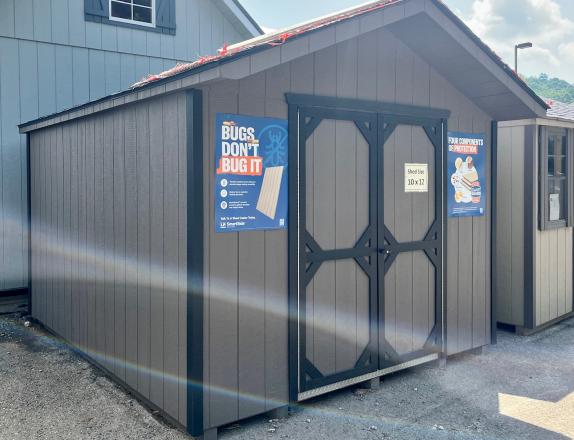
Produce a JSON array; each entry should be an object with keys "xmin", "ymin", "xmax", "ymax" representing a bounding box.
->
[{"xmin": 286, "ymin": 93, "xmax": 450, "ymax": 403}]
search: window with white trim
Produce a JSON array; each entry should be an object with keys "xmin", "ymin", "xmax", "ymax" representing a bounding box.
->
[{"xmin": 110, "ymin": 0, "xmax": 155, "ymax": 27}]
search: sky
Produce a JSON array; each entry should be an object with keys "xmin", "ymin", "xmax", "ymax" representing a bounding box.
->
[{"xmin": 241, "ymin": 0, "xmax": 574, "ymax": 83}]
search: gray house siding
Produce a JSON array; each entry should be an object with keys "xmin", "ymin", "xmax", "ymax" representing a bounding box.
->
[
  {"xmin": 29, "ymin": 91, "xmax": 189, "ymax": 425},
  {"xmin": 0, "ymin": 0, "xmax": 251, "ymax": 290},
  {"xmin": 199, "ymin": 26, "xmax": 493, "ymax": 430}
]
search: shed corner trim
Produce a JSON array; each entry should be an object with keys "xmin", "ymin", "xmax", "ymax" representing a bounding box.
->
[{"xmin": 186, "ymin": 89, "xmax": 205, "ymax": 437}]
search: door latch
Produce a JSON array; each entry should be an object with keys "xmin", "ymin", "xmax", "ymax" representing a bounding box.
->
[{"xmin": 378, "ymin": 248, "xmax": 391, "ymax": 256}]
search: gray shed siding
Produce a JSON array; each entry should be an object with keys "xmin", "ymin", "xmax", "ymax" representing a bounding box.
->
[
  {"xmin": 496, "ymin": 122, "xmax": 574, "ymax": 328},
  {"xmin": 29, "ymin": 92, "xmax": 189, "ymax": 425},
  {"xmin": 200, "ymin": 26, "xmax": 493, "ymax": 430},
  {"xmin": 495, "ymin": 125, "xmax": 526, "ymax": 326},
  {"xmin": 534, "ymin": 126, "xmax": 574, "ymax": 327},
  {"xmin": 0, "ymin": 0, "xmax": 249, "ymax": 290}
]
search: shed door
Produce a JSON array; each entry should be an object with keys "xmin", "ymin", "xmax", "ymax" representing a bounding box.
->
[
  {"xmin": 378, "ymin": 115, "xmax": 444, "ymax": 370},
  {"xmin": 295, "ymin": 107, "xmax": 379, "ymax": 397},
  {"xmin": 290, "ymin": 102, "xmax": 444, "ymax": 401}
]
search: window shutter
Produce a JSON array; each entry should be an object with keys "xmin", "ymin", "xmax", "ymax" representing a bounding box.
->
[
  {"xmin": 156, "ymin": 0, "xmax": 176, "ymax": 35},
  {"xmin": 85, "ymin": 0, "xmax": 109, "ymax": 22}
]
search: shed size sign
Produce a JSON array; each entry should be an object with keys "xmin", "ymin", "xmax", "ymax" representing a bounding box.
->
[
  {"xmin": 405, "ymin": 163, "xmax": 429, "ymax": 193},
  {"xmin": 215, "ymin": 114, "xmax": 288, "ymax": 233}
]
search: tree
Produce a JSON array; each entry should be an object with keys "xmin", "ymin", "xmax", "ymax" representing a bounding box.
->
[{"xmin": 525, "ymin": 74, "xmax": 574, "ymax": 104}]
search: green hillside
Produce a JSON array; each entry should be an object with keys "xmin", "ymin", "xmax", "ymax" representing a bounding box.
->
[{"xmin": 525, "ymin": 74, "xmax": 574, "ymax": 104}]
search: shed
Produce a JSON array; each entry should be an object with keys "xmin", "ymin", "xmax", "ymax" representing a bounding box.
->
[
  {"xmin": 496, "ymin": 101, "xmax": 574, "ymax": 334},
  {"xmin": 20, "ymin": 0, "xmax": 548, "ymax": 438}
]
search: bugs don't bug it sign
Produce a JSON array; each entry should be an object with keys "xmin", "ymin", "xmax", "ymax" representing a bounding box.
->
[{"xmin": 404, "ymin": 163, "xmax": 429, "ymax": 193}]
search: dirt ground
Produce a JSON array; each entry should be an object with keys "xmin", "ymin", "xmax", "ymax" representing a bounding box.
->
[{"xmin": 0, "ymin": 302, "xmax": 573, "ymax": 440}]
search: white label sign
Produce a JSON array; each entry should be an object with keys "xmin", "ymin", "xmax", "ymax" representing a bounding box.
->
[
  {"xmin": 405, "ymin": 163, "xmax": 429, "ymax": 193},
  {"xmin": 549, "ymin": 193, "xmax": 560, "ymax": 221}
]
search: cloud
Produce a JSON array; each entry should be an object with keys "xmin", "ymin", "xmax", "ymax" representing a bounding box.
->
[{"xmin": 458, "ymin": 0, "xmax": 574, "ymax": 82}]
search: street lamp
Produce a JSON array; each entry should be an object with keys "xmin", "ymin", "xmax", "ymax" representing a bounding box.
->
[{"xmin": 515, "ymin": 42, "xmax": 533, "ymax": 74}]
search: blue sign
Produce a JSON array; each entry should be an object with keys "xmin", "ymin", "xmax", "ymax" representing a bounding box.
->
[
  {"xmin": 447, "ymin": 131, "xmax": 486, "ymax": 218},
  {"xmin": 215, "ymin": 114, "xmax": 288, "ymax": 232}
]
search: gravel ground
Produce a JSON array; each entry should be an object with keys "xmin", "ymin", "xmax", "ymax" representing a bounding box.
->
[{"xmin": 0, "ymin": 306, "xmax": 573, "ymax": 440}]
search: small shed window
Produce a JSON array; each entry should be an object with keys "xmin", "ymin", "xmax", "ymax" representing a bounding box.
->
[
  {"xmin": 109, "ymin": 0, "xmax": 155, "ymax": 27},
  {"xmin": 540, "ymin": 127, "xmax": 572, "ymax": 230}
]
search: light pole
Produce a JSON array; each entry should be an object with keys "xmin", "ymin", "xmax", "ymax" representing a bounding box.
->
[{"xmin": 515, "ymin": 42, "xmax": 533, "ymax": 74}]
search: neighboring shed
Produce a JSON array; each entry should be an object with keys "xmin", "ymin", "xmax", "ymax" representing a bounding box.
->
[
  {"xmin": 20, "ymin": 0, "xmax": 547, "ymax": 438},
  {"xmin": 496, "ymin": 100, "xmax": 574, "ymax": 334}
]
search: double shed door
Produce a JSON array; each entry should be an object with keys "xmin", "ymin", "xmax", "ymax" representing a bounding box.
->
[{"xmin": 288, "ymin": 96, "xmax": 446, "ymax": 401}]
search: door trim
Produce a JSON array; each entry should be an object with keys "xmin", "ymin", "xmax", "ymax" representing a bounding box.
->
[{"xmin": 287, "ymin": 93, "xmax": 450, "ymax": 403}]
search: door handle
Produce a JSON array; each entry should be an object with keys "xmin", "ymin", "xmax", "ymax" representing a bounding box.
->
[{"xmin": 378, "ymin": 248, "xmax": 391, "ymax": 255}]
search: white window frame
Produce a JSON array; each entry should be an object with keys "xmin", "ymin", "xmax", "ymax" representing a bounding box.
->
[{"xmin": 109, "ymin": 0, "xmax": 156, "ymax": 28}]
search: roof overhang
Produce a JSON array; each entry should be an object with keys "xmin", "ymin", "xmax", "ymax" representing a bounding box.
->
[
  {"xmin": 20, "ymin": 0, "xmax": 549, "ymax": 133},
  {"xmin": 215, "ymin": 0, "xmax": 263, "ymax": 38}
]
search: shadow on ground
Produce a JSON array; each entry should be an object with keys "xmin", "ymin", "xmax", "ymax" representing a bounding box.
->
[{"xmin": 0, "ymin": 311, "xmax": 573, "ymax": 439}]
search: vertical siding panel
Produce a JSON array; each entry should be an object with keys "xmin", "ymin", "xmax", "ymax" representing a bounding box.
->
[
  {"xmin": 146, "ymin": 32, "xmax": 161, "ymax": 58},
  {"xmin": 557, "ymin": 229, "xmax": 566, "ymax": 318},
  {"xmin": 472, "ymin": 118, "xmax": 487, "ymax": 346},
  {"xmin": 510, "ymin": 126, "xmax": 524, "ymax": 326},
  {"xmin": 149, "ymin": 98, "xmax": 165, "ymax": 409},
  {"xmin": 445, "ymin": 83, "xmax": 459, "ymax": 354},
  {"xmin": 68, "ymin": 0, "xmax": 87, "ymax": 47},
  {"xmin": 497, "ymin": 127, "xmax": 512, "ymax": 323},
  {"xmin": 199, "ymin": 0, "xmax": 212, "ymax": 56},
  {"xmin": 85, "ymin": 22, "xmax": 102, "ymax": 50},
  {"xmin": 174, "ymin": 0, "xmax": 189, "ymax": 60},
  {"xmin": 89, "ymin": 50, "xmax": 106, "ymax": 101},
  {"xmin": 264, "ymin": 64, "xmax": 290, "ymax": 410},
  {"xmin": 32, "ymin": 0, "xmax": 52, "ymax": 42},
  {"xmin": 37, "ymin": 43, "xmax": 57, "ymax": 118},
  {"xmin": 177, "ymin": 93, "xmax": 188, "ymax": 425},
  {"xmin": 125, "ymin": 107, "xmax": 139, "ymax": 390},
  {"xmin": 72, "ymin": 48, "xmax": 90, "ymax": 107},
  {"xmin": 117, "ymin": 27, "xmax": 133, "ymax": 54},
  {"xmin": 136, "ymin": 102, "xmax": 152, "ymax": 399},
  {"xmin": 51, "ymin": 0, "xmax": 69, "ymax": 45},
  {"xmin": 94, "ymin": 117, "xmax": 107, "ymax": 360},
  {"xmin": 0, "ymin": 0, "xmax": 14, "ymax": 37},
  {"xmin": 19, "ymin": 41, "xmax": 40, "ymax": 123},
  {"xmin": 457, "ymin": 111, "xmax": 473, "ymax": 352},
  {"xmin": 105, "ymin": 52, "xmax": 122, "ymax": 96},
  {"xmin": 103, "ymin": 113, "xmax": 116, "ymax": 372},
  {"xmin": 120, "ymin": 54, "xmax": 137, "ymax": 92},
  {"xmin": 70, "ymin": 124, "xmax": 80, "ymax": 346},
  {"xmin": 566, "ymin": 231, "xmax": 573, "ymax": 315},
  {"xmin": 80, "ymin": 120, "xmax": 91, "ymax": 353},
  {"xmin": 55, "ymin": 127, "xmax": 64, "ymax": 335},
  {"xmin": 102, "ymin": 23, "xmax": 119, "ymax": 52},
  {"xmin": 114, "ymin": 112, "xmax": 127, "ymax": 381},
  {"xmin": 56, "ymin": 46, "xmax": 74, "ymax": 112},
  {"xmin": 63, "ymin": 126, "xmax": 72, "ymax": 340},
  {"xmin": 163, "ymin": 95, "xmax": 180, "ymax": 419},
  {"xmin": 207, "ymin": 82, "xmax": 240, "ymax": 428},
  {"xmin": 15, "ymin": 0, "xmax": 34, "ymax": 40},
  {"xmin": 187, "ymin": 0, "xmax": 201, "ymax": 61},
  {"xmin": 0, "ymin": 38, "xmax": 24, "ymax": 289},
  {"xmin": 236, "ymin": 74, "xmax": 266, "ymax": 420},
  {"xmin": 132, "ymin": 29, "xmax": 147, "ymax": 56}
]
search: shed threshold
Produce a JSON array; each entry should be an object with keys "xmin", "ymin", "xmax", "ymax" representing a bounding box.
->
[{"xmin": 297, "ymin": 353, "xmax": 439, "ymax": 401}]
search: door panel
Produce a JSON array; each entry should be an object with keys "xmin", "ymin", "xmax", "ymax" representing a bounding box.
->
[
  {"xmin": 298, "ymin": 107, "xmax": 378, "ymax": 394},
  {"xmin": 379, "ymin": 115, "xmax": 444, "ymax": 369}
]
